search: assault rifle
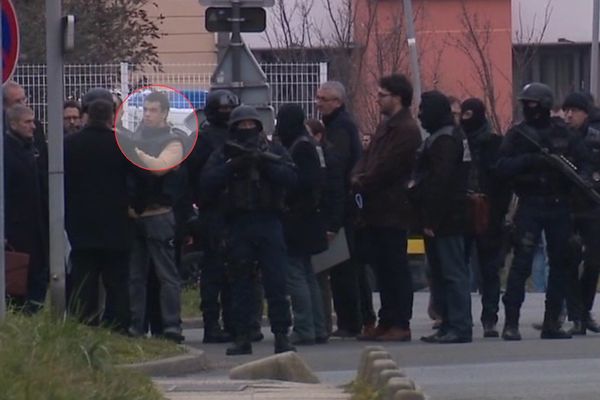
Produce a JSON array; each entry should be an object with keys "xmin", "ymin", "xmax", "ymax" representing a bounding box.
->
[
  {"xmin": 516, "ymin": 126, "xmax": 600, "ymax": 205},
  {"xmin": 224, "ymin": 140, "xmax": 295, "ymax": 167}
]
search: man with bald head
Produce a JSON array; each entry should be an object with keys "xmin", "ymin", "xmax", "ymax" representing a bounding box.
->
[{"xmin": 4, "ymin": 104, "xmax": 49, "ymax": 312}]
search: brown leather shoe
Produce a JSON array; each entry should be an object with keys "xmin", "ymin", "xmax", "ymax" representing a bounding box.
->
[
  {"xmin": 376, "ymin": 327, "xmax": 411, "ymax": 342},
  {"xmin": 357, "ymin": 324, "xmax": 389, "ymax": 341}
]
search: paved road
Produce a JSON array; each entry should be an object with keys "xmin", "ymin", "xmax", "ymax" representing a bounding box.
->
[{"xmin": 182, "ymin": 293, "xmax": 600, "ymax": 399}]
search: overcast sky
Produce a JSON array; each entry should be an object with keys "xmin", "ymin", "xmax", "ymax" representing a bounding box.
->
[
  {"xmin": 512, "ymin": 0, "xmax": 594, "ymax": 44},
  {"xmin": 243, "ymin": 0, "xmax": 597, "ymax": 49}
]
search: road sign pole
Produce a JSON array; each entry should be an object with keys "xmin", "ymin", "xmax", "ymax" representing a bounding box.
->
[
  {"xmin": 0, "ymin": 1, "xmax": 6, "ymax": 322},
  {"xmin": 46, "ymin": 0, "xmax": 66, "ymax": 319},
  {"xmin": 231, "ymin": 0, "xmax": 242, "ymax": 96}
]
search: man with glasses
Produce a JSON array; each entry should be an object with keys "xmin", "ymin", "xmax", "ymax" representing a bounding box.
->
[
  {"xmin": 351, "ymin": 74, "xmax": 421, "ymax": 341},
  {"xmin": 315, "ymin": 81, "xmax": 364, "ymax": 338}
]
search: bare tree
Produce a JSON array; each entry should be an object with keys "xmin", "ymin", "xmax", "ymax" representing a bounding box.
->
[
  {"xmin": 450, "ymin": 0, "xmax": 504, "ymax": 133},
  {"xmin": 265, "ymin": 0, "xmax": 316, "ymax": 59},
  {"xmin": 513, "ymin": 1, "xmax": 553, "ymax": 112},
  {"xmin": 450, "ymin": 0, "xmax": 552, "ymax": 133}
]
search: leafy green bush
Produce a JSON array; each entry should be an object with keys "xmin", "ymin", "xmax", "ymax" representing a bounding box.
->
[{"xmin": 0, "ymin": 312, "xmax": 182, "ymax": 400}]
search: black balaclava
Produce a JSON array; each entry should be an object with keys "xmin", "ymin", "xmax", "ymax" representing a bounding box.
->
[
  {"xmin": 522, "ymin": 101, "xmax": 551, "ymax": 128},
  {"xmin": 230, "ymin": 123, "xmax": 261, "ymax": 148},
  {"xmin": 460, "ymin": 98, "xmax": 486, "ymax": 134},
  {"xmin": 275, "ymin": 104, "xmax": 306, "ymax": 148},
  {"xmin": 419, "ymin": 90, "xmax": 454, "ymax": 134}
]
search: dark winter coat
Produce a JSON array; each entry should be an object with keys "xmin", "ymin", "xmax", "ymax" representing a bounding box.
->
[
  {"xmin": 464, "ymin": 121, "xmax": 511, "ymax": 231},
  {"xmin": 283, "ymin": 134, "xmax": 329, "ymax": 256},
  {"xmin": 320, "ymin": 140, "xmax": 345, "ymax": 233},
  {"xmin": 322, "ymin": 105, "xmax": 362, "ymax": 219},
  {"xmin": 64, "ymin": 123, "xmax": 133, "ymax": 250},
  {"xmin": 4, "ymin": 132, "xmax": 48, "ymax": 280},
  {"xmin": 409, "ymin": 125, "xmax": 469, "ymax": 236},
  {"xmin": 351, "ymin": 108, "xmax": 422, "ymax": 229}
]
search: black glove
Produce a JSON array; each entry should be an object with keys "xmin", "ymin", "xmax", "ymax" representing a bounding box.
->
[
  {"xmin": 228, "ymin": 154, "xmax": 257, "ymax": 171},
  {"xmin": 525, "ymin": 153, "xmax": 547, "ymax": 169}
]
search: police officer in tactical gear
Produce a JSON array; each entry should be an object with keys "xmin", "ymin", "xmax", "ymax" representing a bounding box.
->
[
  {"xmin": 186, "ymin": 89, "xmax": 240, "ymax": 343},
  {"xmin": 561, "ymin": 92, "xmax": 600, "ymax": 334},
  {"xmin": 199, "ymin": 105, "xmax": 297, "ymax": 355},
  {"xmin": 496, "ymin": 82, "xmax": 587, "ymax": 341}
]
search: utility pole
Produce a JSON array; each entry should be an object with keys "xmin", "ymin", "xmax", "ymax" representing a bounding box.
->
[
  {"xmin": 46, "ymin": 0, "xmax": 66, "ymax": 319},
  {"xmin": 403, "ymin": 0, "xmax": 422, "ymax": 103},
  {"xmin": 0, "ymin": 3, "xmax": 5, "ymax": 322},
  {"xmin": 591, "ymin": 0, "xmax": 599, "ymax": 100}
]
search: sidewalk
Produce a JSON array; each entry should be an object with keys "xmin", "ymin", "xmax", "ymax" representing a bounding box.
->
[{"xmin": 155, "ymin": 378, "xmax": 350, "ymax": 400}]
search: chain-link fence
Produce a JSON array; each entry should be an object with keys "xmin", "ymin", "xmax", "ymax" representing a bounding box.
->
[{"xmin": 12, "ymin": 62, "xmax": 327, "ymax": 129}]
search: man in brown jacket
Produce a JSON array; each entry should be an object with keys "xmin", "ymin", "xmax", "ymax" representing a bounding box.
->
[{"xmin": 351, "ymin": 74, "xmax": 422, "ymax": 341}]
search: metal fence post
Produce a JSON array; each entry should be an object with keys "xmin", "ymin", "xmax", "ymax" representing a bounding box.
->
[
  {"xmin": 319, "ymin": 62, "xmax": 328, "ymax": 86},
  {"xmin": 120, "ymin": 62, "xmax": 129, "ymax": 97}
]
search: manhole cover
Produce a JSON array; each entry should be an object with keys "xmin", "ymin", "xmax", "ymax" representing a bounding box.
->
[{"xmin": 163, "ymin": 382, "xmax": 248, "ymax": 393}]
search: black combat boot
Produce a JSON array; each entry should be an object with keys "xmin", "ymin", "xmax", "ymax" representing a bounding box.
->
[
  {"xmin": 203, "ymin": 324, "xmax": 233, "ymax": 343},
  {"xmin": 540, "ymin": 315, "xmax": 572, "ymax": 340},
  {"xmin": 502, "ymin": 308, "xmax": 521, "ymax": 341},
  {"xmin": 482, "ymin": 321, "xmax": 499, "ymax": 338},
  {"xmin": 226, "ymin": 335, "xmax": 252, "ymax": 356},
  {"xmin": 274, "ymin": 333, "xmax": 296, "ymax": 354}
]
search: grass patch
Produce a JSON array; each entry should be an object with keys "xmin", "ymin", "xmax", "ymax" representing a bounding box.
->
[
  {"xmin": 0, "ymin": 311, "xmax": 184, "ymax": 400},
  {"xmin": 181, "ymin": 284, "xmax": 201, "ymax": 319},
  {"xmin": 347, "ymin": 379, "xmax": 381, "ymax": 400}
]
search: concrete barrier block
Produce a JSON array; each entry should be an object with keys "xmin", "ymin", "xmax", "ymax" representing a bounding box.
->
[
  {"xmin": 382, "ymin": 377, "xmax": 416, "ymax": 400},
  {"xmin": 356, "ymin": 346, "xmax": 385, "ymax": 380},
  {"xmin": 229, "ymin": 351, "xmax": 320, "ymax": 384},
  {"xmin": 367, "ymin": 359, "xmax": 398, "ymax": 386},
  {"xmin": 360, "ymin": 351, "xmax": 392, "ymax": 382},
  {"xmin": 375, "ymin": 368, "xmax": 407, "ymax": 389}
]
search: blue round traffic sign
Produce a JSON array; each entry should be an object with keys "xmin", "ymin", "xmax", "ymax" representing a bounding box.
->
[{"xmin": 2, "ymin": 0, "xmax": 19, "ymax": 83}]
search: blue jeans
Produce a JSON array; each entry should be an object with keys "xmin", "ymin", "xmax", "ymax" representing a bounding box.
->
[
  {"xmin": 425, "ymin": 235, "xmax": 472, "ymax": 337},
  {"xmin": 287, "ymin": 255, "xmax": 327, "ymax": 340},
  {"xmin": 530, "ymin": 232, "xmax": 549, "ymax": 293}
]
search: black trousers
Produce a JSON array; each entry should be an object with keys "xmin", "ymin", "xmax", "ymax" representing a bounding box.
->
[
  {"xmin": 465, "ymin": 227, "xmax": 505, "ymax": 325},
  {"xmin": 365, "ymin": 226, "xmax": 412, "ymax": 329},
  {"xmin": 68, "ymin": 248, "xmax": 130, "ymax": 332},
  {"xmin": 502, "ymin": 198, "xmax": 573, "ymax": 324},
  {"xmin": 566, "ymin": 214, "xmax": 600, "ymax": 321},
  {"xmin": 329, "ymin": 223, "xmax": 363, "ymax": 333}
]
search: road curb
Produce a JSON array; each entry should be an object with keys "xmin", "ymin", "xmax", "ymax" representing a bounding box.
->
[
  {"xmin": 121, "ymin": 345, "xmax": 209, "ymax": 377},
  {"xmin": 355, "ymin": 346, "xmax": 427, "ymax": 400}
]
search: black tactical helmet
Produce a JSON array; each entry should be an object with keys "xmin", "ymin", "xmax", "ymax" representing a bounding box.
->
[
  {"xmin": 81, "ymin": 88, "xmax": 114, "ymax": 113},
  {"xmin": 204, "ymin": 89, "xmax": 240, "ymax": 123},
  {"xmin": 518, "ymin": 82, "xmax": 554, "ymax": 110},
  {"xmin": 228, "ymin": 105, "xmax": 263, "ymax": 131}
]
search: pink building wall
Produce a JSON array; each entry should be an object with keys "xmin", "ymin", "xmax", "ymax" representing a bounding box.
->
[{"xmin": 354, "ymin": 0, "xmax": 513, "ymax": 133}]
